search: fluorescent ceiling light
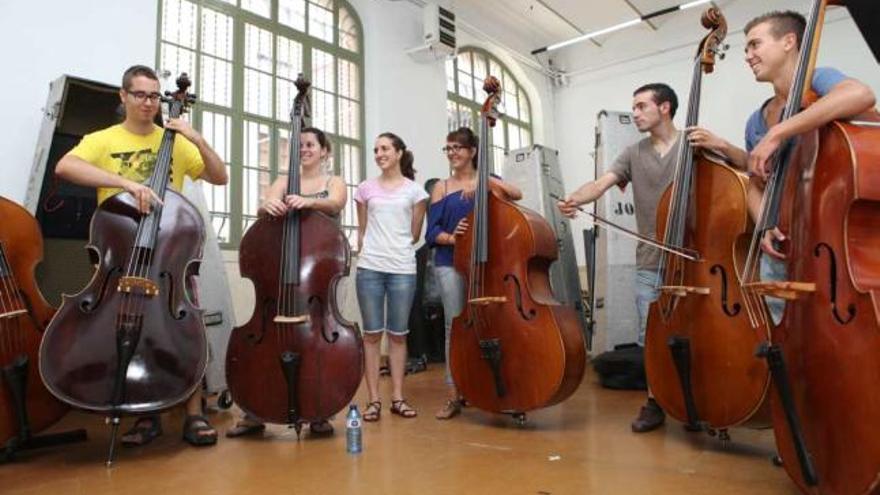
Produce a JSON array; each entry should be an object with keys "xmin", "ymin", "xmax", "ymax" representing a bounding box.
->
[{"xmin": 532, "ymin": 0, "xmax": 713, "ymax": 54}]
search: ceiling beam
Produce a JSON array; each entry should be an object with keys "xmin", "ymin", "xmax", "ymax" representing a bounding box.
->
[{"xmin": 533, "ymin": 0, "xmax": 602, "ymax": 47}]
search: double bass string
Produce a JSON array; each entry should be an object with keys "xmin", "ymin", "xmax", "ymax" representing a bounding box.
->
[
  {"xmin": 669, "ymin": 58, "xmax": 704, "ymax": 308},
  {"xmin": 740, "ymin": 0, "xmax": 821, "ymax": 328},
  {"xmin": 656, "ymin": 58, "xmax": 702, "ymax": 296},
  {"xmin": 115, "ymin": 100, "xmax": 178, "ymax": 359},
  {"xmin": 278, "ymin": 106, "xmax": 304, "ymax": 349},
  {"xmin": 0, "ymin": 242, "xmax": 22, "ymax": 358},
  {"xmin": 0, "ymin": 242, "xmax": 30, "ymax": 355}
]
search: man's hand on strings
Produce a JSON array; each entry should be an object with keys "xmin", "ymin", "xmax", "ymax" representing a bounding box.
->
[
  {"xmin": 749, "ymin": 129, "xmax": 783, "ymax": 179},
  {"xmin": 760, "ymin": 227, "xmax": 787, "ymax": 259},
  {"xmin": 123, "ymin": 180, "xmax": 162, "ymax": 215}
]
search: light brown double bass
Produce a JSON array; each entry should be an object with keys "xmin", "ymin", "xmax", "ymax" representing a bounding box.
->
[
  {"xmin": 0, "ymin": 197, "xmax": 72, "ymax": 460},
  {"xmin": 225, "ymin": 76, "xmax": 362, "ymax": 433},
  {"xmin": 644, "ymin": 8, "xmax": 770, "ymax": 437},
  {"xmin": 740, "ymin": 0, "xmax": 880, "ymax": 492},
  {"xmin": 449, "ymin": 77, "xmax": 586, "ymax": 422},
  {"xmin": 39, "ymin": 75, "xmax": 208, "ymax": 465}
]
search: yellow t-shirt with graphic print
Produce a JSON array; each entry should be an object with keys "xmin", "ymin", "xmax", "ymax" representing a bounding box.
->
[{"xmin": 69, "ymin": 124, "xmax": 206, "ymax": 205}]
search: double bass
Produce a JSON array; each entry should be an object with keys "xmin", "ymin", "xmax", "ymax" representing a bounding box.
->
[
  {"xmin": 644, "ymin": 7, "xmax": 770, "ymax": 436},
  {"xmin": 740, "ymin": 0, "xmax": 880, "ymax": 492},
  {"xmin": 449, "ymin": 77, "xmax": 586, "ymax": 421},
  {"xmin": 0, "ymin": 197, "xmax": 69, "ymax": 459},
  {"xmin": 39, "ymin": 75, "xmax": 208, "ymax": 464},
  {"xmin": 225, "ymin": 75, "xmax": 362, "ymax": 432}
]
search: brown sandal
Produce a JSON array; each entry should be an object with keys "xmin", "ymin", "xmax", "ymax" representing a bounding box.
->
[
  {"xmin": 363, "ymin": 401, "xmax": 381, "ymax": 422},
  {"xmin": 390, "ymin": 399, "xmax": 418, "ymax": 418},
  {"xmin": 435, "ymin": 399, "xmax": 462, "ymax": 420},
  {"xmin": 121, "ymin": 416, "xmax": 162, "ymax": 447},
  {"xmin": 226, "ymin": 420, "xmax": 266, "ymax": 438}
]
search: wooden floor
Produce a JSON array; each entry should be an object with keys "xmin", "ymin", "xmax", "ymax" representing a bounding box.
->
[{"xmin": 2, "ymin": 367, "xmax": 797, "ymax": 495}]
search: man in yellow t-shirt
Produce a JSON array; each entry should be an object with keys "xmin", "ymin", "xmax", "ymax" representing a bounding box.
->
[{"xmin": 56, "ymin": 65, "xmax": 228, "ymax": 448}]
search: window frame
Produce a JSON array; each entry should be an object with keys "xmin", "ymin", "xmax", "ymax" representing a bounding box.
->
[
  {"xmin": 446, "ymin": 46, "xmax": 534, "ymax": 172},
  {"xmin": 155, "ymin": 0, "xmax": 366, "ymax": 249}
]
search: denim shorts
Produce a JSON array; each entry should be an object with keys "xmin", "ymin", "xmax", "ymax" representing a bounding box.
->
[{"xmin": 355, "ymin": 267, "xmax": 417, "ymax": 335}]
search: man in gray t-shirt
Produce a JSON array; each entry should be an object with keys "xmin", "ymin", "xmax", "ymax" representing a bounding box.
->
[
  {"xmin": 609, "ymin": 133, "xmax": 681, "ymax": 272},
  {"xmin": 558, "ymin": 83, "xmax": 681, "ymax": 434}
]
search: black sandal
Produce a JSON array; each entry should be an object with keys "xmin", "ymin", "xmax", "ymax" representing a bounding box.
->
[
  {"xmin": 363, "ymin": 401, "xmax": 381, "ymax": 422},
  {"xmin": 121, "ymin": 416, "xmax": 162, "ymax": 447},
  {"xmin": 390, "ymin": 399, "xmax": 418, "ymax": 418},
  {"xmin": 309, "ymin": 420, "xmax": 334, "ymax": 436},
  {"xmin": 182, "ymin": 415, "xmax": 218, "ymax": 446}
]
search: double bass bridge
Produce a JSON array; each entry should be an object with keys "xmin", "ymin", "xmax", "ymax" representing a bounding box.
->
[
  {"xmin": 117, "ymin": 276, "xmax": 160, "ymax": 297},
  {"xmin": 742, "ymin": 281, "xmax": 816, "ymax": 301},
  {"xmin": 273, "ymin": 314, "xmax": 311, "ymax": 324},
  {"xmin": 0, "ymin": 309, "xmax": 26, "ymax": 320},
  {"xmin": 468, "ymin": 296, "xmax": 507, "ymax": 306},
  {"xmin": 658, "ymin": 285, "xmax": 710, "ymax": 298}
]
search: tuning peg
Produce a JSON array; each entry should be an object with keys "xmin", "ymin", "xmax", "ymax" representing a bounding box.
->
[{"xmin": 719, "ymin": 52, "xmax": 726, "ymax": 60}]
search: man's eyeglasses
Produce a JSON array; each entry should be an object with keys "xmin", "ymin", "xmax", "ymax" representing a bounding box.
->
[
  {"xmin": 442, "ymin": 144, "xmax": 471, "ymax": 154},
  {"xmin": 126, "ymin": 90, "xmax": 163, "ymax": 103}
]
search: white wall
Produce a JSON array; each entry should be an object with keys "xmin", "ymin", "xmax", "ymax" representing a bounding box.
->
[
  {"xmin": 352, "ymin": 0, "xmax": 555, "ymax": 183},
  {"xmin": 551, "ymin": 0, "xmax": 880, "ymax": 265},
  {"xmin": 0, "ymin": 0, "xmax": 158, "ymax": 203}
]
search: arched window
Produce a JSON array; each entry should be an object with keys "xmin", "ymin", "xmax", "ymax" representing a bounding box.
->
[
  {"xmin": 158, "ymin": 0, "xmax": 364, "ymax": 248},
  {"xmin": 446, "ymin": 47, "xmax": 533, "ymax": 173}
]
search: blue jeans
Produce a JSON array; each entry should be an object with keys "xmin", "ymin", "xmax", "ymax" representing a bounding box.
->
[
  {"xmin": 761, "ymin": 254, "xmax": 786, "ymax": 325},
  {"xmin": 355, "ymin": 268, "xmax": 417, "ymax": 335},
  {"xmin": 635, "ymin": 269, "xmax": 661, "ymax": 347},
  {"xmin": 435, "ymin": 265, "xmax": 465, "ymax": 386}
]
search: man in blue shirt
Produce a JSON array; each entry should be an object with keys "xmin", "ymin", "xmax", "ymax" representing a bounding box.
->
[{"xmin": 686, "ymin": 10, "xmax": 875, "ymax": 322}]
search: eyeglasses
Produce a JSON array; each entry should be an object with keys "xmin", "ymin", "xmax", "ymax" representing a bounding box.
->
[
  {"xmin": 441, "ymin": 144, "xmax": 471, "ymax": 154},
  {"xmin": 126, "ymin": 90, "xmax": 163, "ymax": 103}
]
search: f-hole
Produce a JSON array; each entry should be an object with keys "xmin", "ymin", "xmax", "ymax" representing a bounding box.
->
[
  {"xmin": 80, "ymin": 266, "xmax": 123, "ymax": 313},
  {"xmin": 160, "ymin": 271, "xmax": 187, "ymax": 320},
  {"xmin": 813, "ymin": 243, "xmax": 855, "ymax": 325},
  {"xmin": 248, "ymin": 298, "xmax": 276, "ymax": 345},
  {"xmin": 309, "ymin": 295, "xmax": 338, "ymax": 344},
  {"xmin": 709, "ymin": 264, "xmax": 741, "ymax": 317},
  {"xmin": 503, "ymin": 274, "xmax": 536, "ymax": 321}
]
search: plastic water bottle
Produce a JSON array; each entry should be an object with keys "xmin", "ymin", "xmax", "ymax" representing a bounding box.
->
[{"xmin": 346, "ymin": 404, "xmax": 362, "ymax": 454}]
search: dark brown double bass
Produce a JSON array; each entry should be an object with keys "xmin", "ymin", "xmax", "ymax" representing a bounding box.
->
[
  {"xmin": 644, "ymin": 8, "xmax": 770, "ymax": 436},
  {"xmin": 225, "ymin": 76, "xmax": 362, "ymax": 432},
  {"xmin": 39, "ymin": 75, "xmax": 208, "ymax": 464},
  {"xmin": 0, "ymin": 197, "xmax": 71, "ymax": 459},
  {"xmin": 449, "ymin": 78, "xmax": 586, "ymax": 421},
  {"xmin": 740, "ymin": 1, "xmax": 880, "ymax": 493}
]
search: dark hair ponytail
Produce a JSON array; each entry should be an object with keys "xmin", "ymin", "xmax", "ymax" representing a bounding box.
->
[{"xmin": 378, "ymin": 132, "xmax": 416, "ymax": 180}]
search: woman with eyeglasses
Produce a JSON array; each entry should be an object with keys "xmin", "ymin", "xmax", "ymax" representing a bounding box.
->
[
  {"xmin": 426, "ymin": 127, "xmax": 522, "ymax": 420},
  {"xmin": 355, "ymin": 132, "xmax": 429, "ymax": 421},
  {"xmin": 226, "ymin": 126, "xmax": 346, "ymax": 439}
]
